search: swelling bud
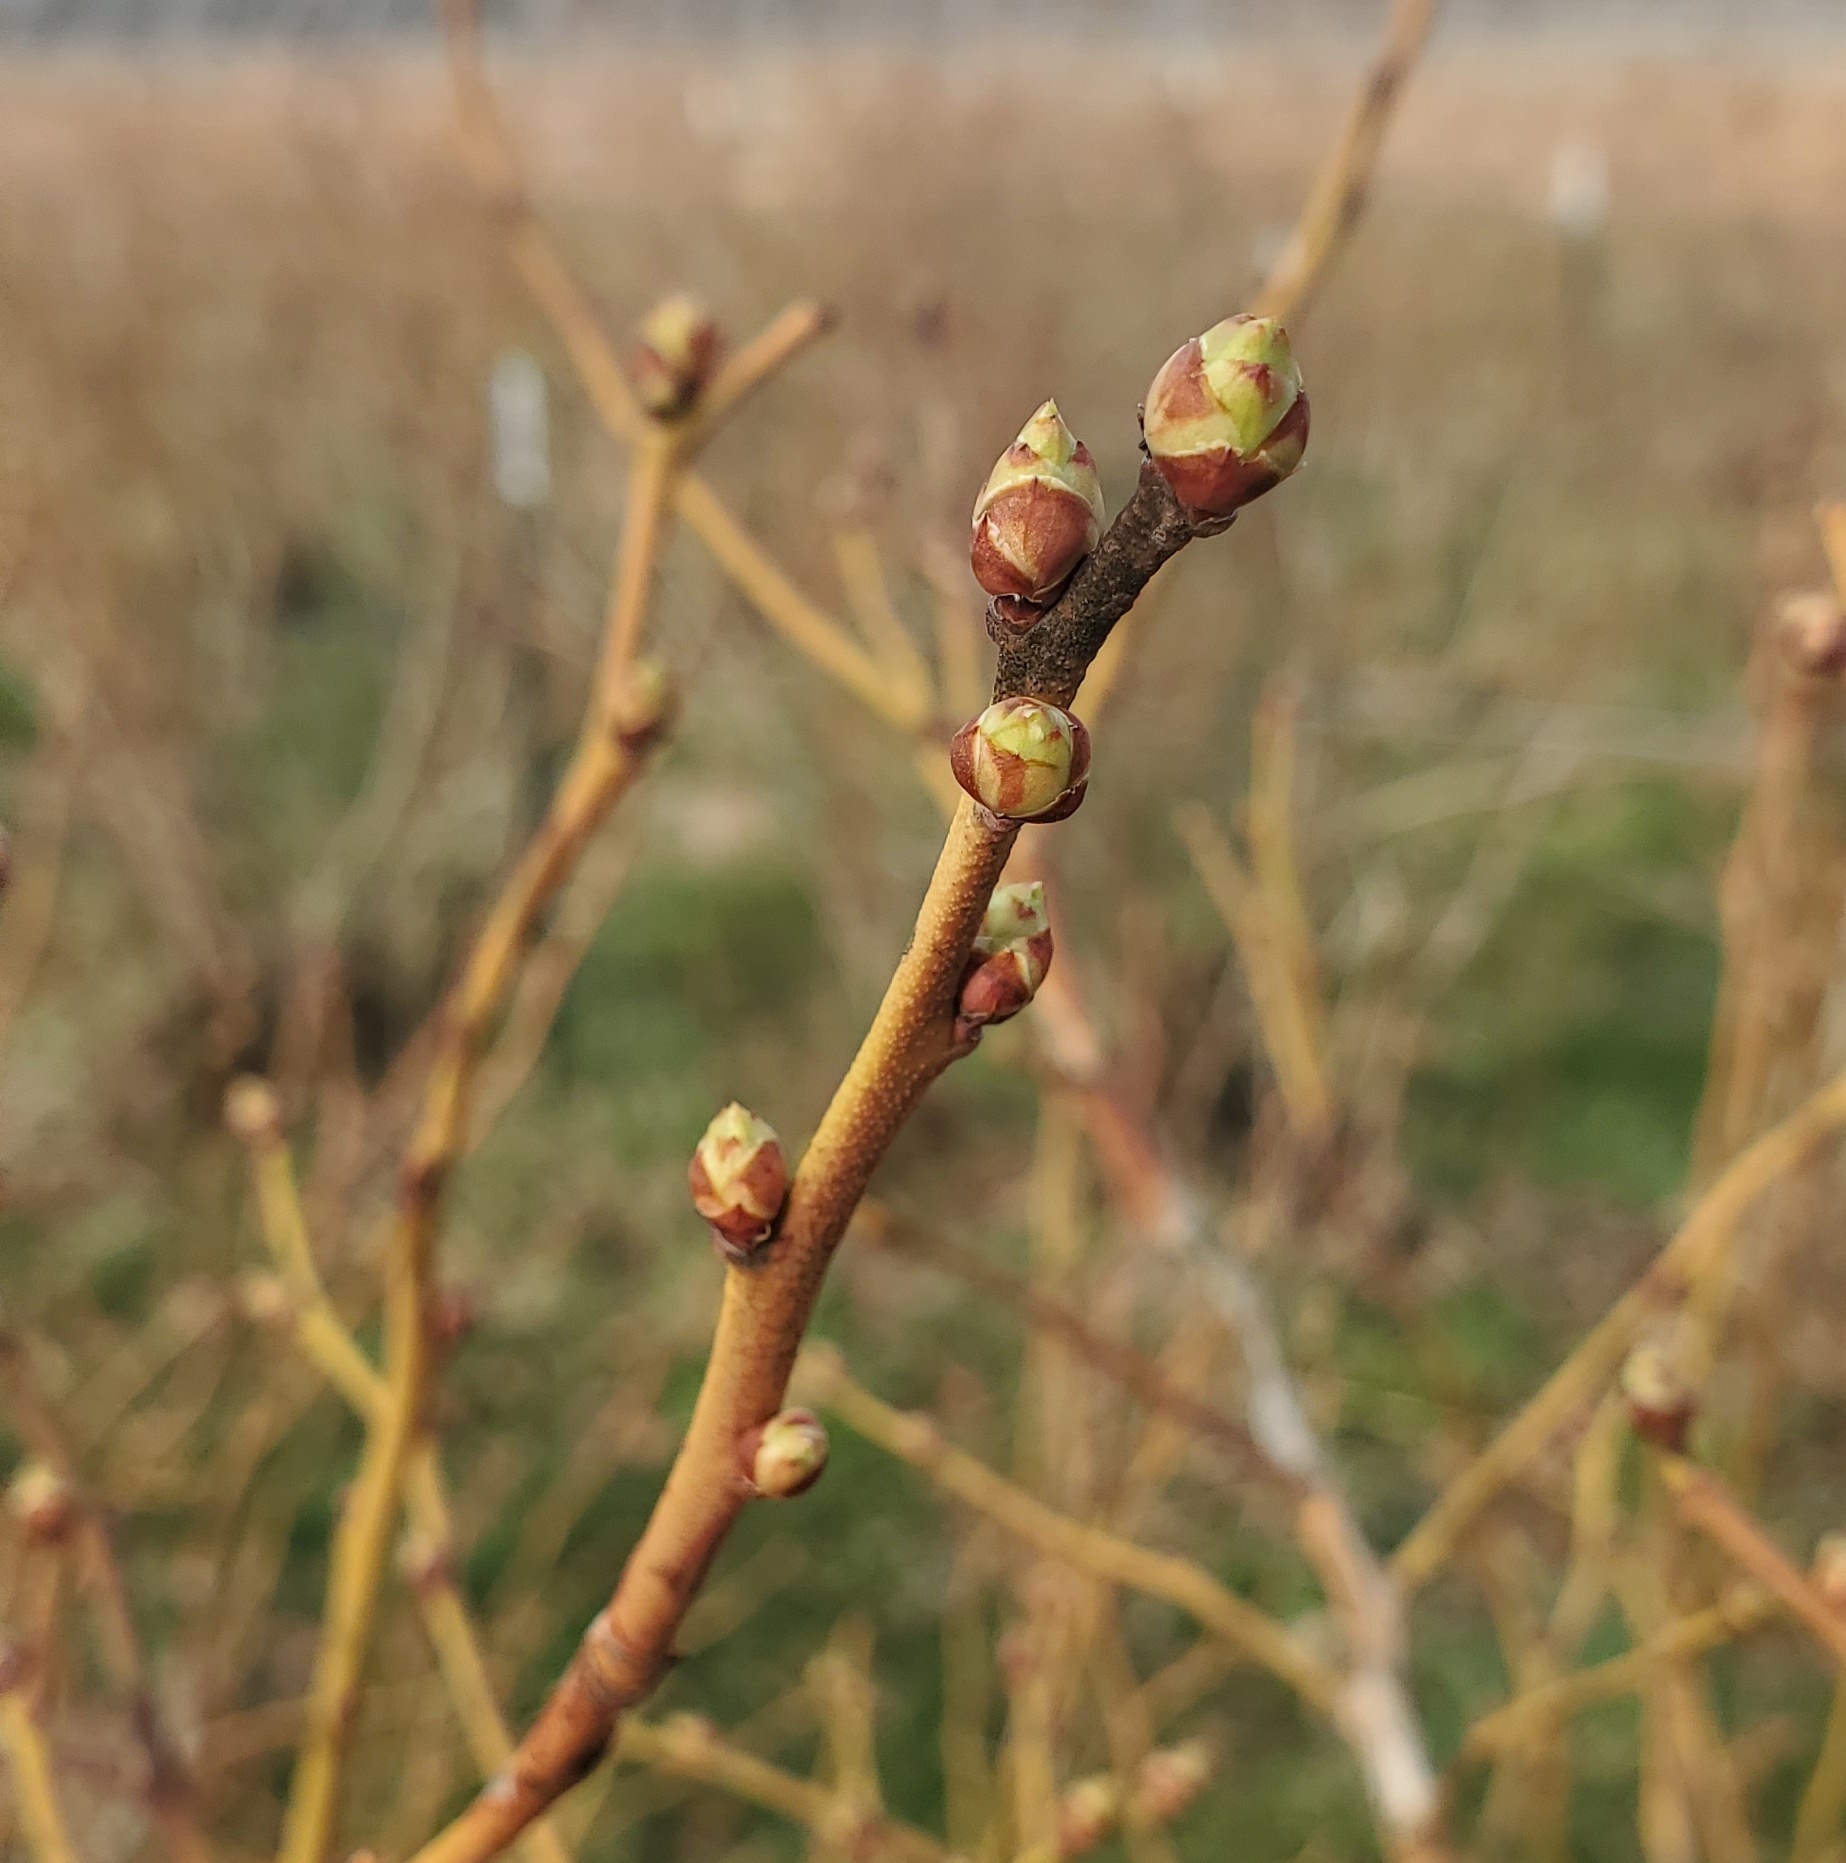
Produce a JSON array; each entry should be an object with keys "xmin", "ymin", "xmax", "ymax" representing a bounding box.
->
[
  {"xmin": 1143, "ymin": 315, "xmax": 1308, "ymax": 519},
  {"xmin": 958, "ymin": 880, "xmax": 1054, "ymax": 1030},
  {"xmin": 630, "ymin": 292, "xmax": 721, "ymax": 417},
  {"xmin": 743, "ymin": 1408, "xmax": 830, "ymax": 1498},
  {"xmin": 688, "ymin": 1102, "xmax": 789, "ymax": 1259},
  {"xmin": 1621, "ymin": 1339, "xmax": 1694, "ymax": 1452},
  {"xmin": 949, "ymin": 698, "xmax": 1091, "ymax": 823},
  {"xmin": 970, "ymin": 400, "xmax": 1106, "ymax": 610}
]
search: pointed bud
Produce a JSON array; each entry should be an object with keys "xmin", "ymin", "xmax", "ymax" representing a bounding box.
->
[
  {"xmin": 971, "ymin": 400, "xmax": 1106, "ymax": 608},
  {"xmin": 1776, "ymin": 590, "xmax": 1846, "ymax": 682},
  {"xmin": 1621, "ymin": 1339, "xmax": 1694, "ymax": 1452},
  {"xmin": 1143, "ymin": 315, "xmax": 1308, "ymax": 518},
  {"xmin": 630, "ymin": 292, "xmax": 722, "ymax": 417},
  {"xmin": 1056, "ymin": 1775, "xmax": 1122, "ymax": 1858},
  {"xmin": 607, "ymin": 659, "xmax": 677, "ymax": 750},
  {"xmin": 1813, "ymin": 1532, "xmax": 1846, "ymax": 1614},
  {"xmin": 949, "ymin": 698, "xmax": 1091, "ymax": 823},
  {"xmin": 7, "ymin": 1463, "xmax": 75, "ymax": 1546},
  {"xmin": 1128, "ymin": 1739, "xmax": 1215, "ymax": 1827},
  {"xmin": 958, "ymin": 881, "xmax": 1054, "ymax": 1029},
  {"xmin": 743, "ymin": 1407, "xmax": 829, "ymax": 1498},
  {"xmin": 223, "ymin": 1075, "xmax": 281, "ymax": 1147},
  {"xmin": 688, "ymin": 1102, "xmax": 789, "ymax": 1258}
]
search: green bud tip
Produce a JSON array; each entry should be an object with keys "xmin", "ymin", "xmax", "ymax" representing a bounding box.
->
[
  {"xmin": 970, "ymin": 400, "xmax": 1106, "ymax": 606},
  {"xmin": 949, "ymin": 698, "xmax": 1092, "ymax": 823}
]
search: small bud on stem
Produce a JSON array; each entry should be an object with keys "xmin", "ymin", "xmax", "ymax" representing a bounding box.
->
[
  {"xmin": 957, "ymin": 880, "xmax": 1054, "ymax": 1031},
  {"xmin": 688, "ymin": 1103, "xmax": 790, "ymax": 1261},
  {"xmin": 1143, "ymin": 315, "xmax": 1308, "ymax": 520},
  {"xmin": 606, "ymin": 659, "xmax": 678, "ymax": 750},
  {"xmin": 1775, "ymin": 589, "xmax": 1846, "ymax": 683},
  {"xmin": 1128, "ymin": 1739, "xmax": 1215, "ymax": 1826},
  {"xmin": 223, "ymin": 1075, "xmax": 281, "ymax": 1147},
  {"xmin": 1621, "ymin": 1338, "xmax": 1695, "ymax": 1453},
  {"xmin": 971, "ymin": 400, "xmax": 1106, "ymax": 621},
  {"xmin": 741, "ymin": 1407, "xmax": 829, "ymax": 1498},
  {"xmin": 1056, "ymin": 1776, "xmax": 1122, "ymax": 1857},
  {"xmin": 7, "ymin": 1462, "xmax": 75, "ymax": 1546},
  {"xmin": 949, "ymin": 698, "xmax": 1091, "ymax": 823},
  {"xmin": 630, "ymin": 293, "xmax": 722, "ymax": 418}
]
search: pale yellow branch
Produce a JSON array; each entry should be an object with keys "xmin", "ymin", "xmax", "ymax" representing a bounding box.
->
[{"xmin": 0, "ymin": 1690, "xmax": 80, "ymax": 1863}]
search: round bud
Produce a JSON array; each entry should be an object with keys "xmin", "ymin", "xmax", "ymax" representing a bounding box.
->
[
  {"xmin": 958, "ymin": 880, "xmax": 1055, "ymax": 1030},
  {"xmin": 688, "ymin": 1103, "xmax": 790, "ymax": 1258},
  {"xmin": 1128, "ymin": 1739, "xmax": 1214, "ymax": 1827},
  {"xmin": 1775, "ymin": 590, "xmax": 1846, "ymax": 682},
  {"xmin": 970, "ymin": 400, "xmax": 1106, "ymax": 608},
  {"xmin": 1143, "ymin": 315, "xmax": 1309, "ymax": 519},
  {"xmin": 949, "ymin": 698, "xmax": 1091, "ymax": 823},
  {"xmin": 607, "ymin": 659, "xmax": 678, "ymax": 751},
  {"xmin": 1056, "ymin": 1775, "xmax": 1122, "ymax": 1858},
  {"xmin": 1813, "ymin": 1531, "xmax": 1846, "ymax": 1614},
  {"xmin": 744, "ymin": 1407, "xmax": 830, "ymax": 1499},
  {"xmin": 1620, "ymin": 1339, "xmax": 1695, "ymax": 1453},
  {"xmin": 7, "ymin": 1462, "xmax": 75, "ymax": 1546},
  {"xmin": 234, "ymin": 1269, "xmax": 292, "ymax": 1328},
  {"xmin": 223, "ymin": 1075, "xmax": 281, "ymax": 1146},
  {"xmin": 630, "ymin": 292, "xmax": 722, "ymax": 417}
]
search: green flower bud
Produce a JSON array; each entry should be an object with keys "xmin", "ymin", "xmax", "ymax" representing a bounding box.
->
[
  {"xmin": 970, "ymin": 400, "xmax": 1106, "ymax": 607},
  {"xmin": 630, "ymin": 292, "xmax": 722, "ymax": 417},
  {"xmin": 949, "ymin": 698, "xmax": 1091, "ymax": 823},
  {"xmin": 958, "ymin": 880, "xmax": 1054, "ymax": 1029},
  {"xmin": 688, "ymin": 1102, "xmax": 789, "ymax": 1258},
  {"xmin": 1142, "ymin": 315, "xmax": 1308, "ymax": 518},
  {"xmin": 744, "ymin": 1407, "xmax": 829, "ymax": 1499}
]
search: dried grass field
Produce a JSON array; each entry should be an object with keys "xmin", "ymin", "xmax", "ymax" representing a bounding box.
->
[{"xmin": 5, "ymin": 33, "xmax": 1846, "ymax": 1863}]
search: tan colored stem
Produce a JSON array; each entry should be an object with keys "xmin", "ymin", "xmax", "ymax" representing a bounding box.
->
[
  {"xmin": 405, "ymin": 800, "xmax": 1016, "ymax": 1863},
  {"xmin": 1657, "ymin": 1457, "xmax": 1846, "ymax": 1671},
  {"xmin": 801, "ymin": 1346, "xmax": 1339, "ymax": 1716},
  {"xmin": 1391, "ymin": 1060, "xmax": 1846, "ymax": 1591},
  {"xmin": 0, "ymin": 1688, "xmax": 80, "ymax": 1863},
  {"xmin": 1252, "ymin": 0, "xmax": 1437, "ymax": 326}
]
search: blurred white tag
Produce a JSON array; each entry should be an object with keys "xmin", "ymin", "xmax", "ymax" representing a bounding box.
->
[
  {"xmin": 489, "ymin": 350, "xmax": 551, "ymax": 510},
  {"xmin": 1548, "ymin": 139, "xmax": 1610, "ymax": 238}
]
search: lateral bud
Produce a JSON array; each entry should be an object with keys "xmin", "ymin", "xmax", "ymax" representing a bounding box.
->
[
  {"xmin": 1143, "ymin": 314, "xmax": 1308, "ymax": 520},
  {"xmin": 688, "ymin": 1102, "xmax": 789, "ymax": 1261},
  {"xmin": 7, "ymin": 1462, "xmax": 76, "ymax": 1546},
  {"xmin": 1055, "ymin": 1775, "xmax": 1123, "ymax": 1857},
  {"xmin": 222, "ymin": 1074, "xmax": 282, "ymax": 1147},
  {"xmin": 741, "ymin": 1407, "xmax": 830, "ymax": 1499},
  {"xmin": 630, "ymin": 292, "xmax": 722, "ymax": 417},
  {"xmin": 607, "ymin": 659, "xmax": 678, "ymax": 750},
  {"xmin": 958, "ymin": 880, "xmax": 1054, "ymax": 1031},
  {"xmin": 1775, "ymin": 589, "xmax": 1846, "ymax": 683},
  {"xmin": 949, "ymin": 698, "xmax": 1091, "ymax": 823},
  {"xmin": 1128, "ymin": 1738, "xmax": 1215, "ymax": 1827},
  {"xmin": 1620, "ymin": 1337, "xmax": 1695, "ymax": 1452},
  {"xmin": 970, "ymin": 399, "xmax": 1106, "ymax": 620}
]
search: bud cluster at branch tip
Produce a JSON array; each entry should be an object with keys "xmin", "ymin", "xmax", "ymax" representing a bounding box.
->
[
  {"xmin": 606, "ymin": 659, "xmax": 678, "ymax": 751},
  {"xmin": 688, "ymin": 1102, "xmax": 790, "ymax": 1262},
  {"xmin": 630, "ymin": 292, "xmax": 722, "ymax": 418},
  {"xmin": 1620, "ymin": 1338, "xmax": 1694, "ymax": 1453},
  {"xmin": 1142, "ymin": 315, "xmax": 1308, "ymax": 520},
  {"xmin": 223, "ymin": 1074, "xmax": 281, "ymax": 1147},
  {"xmin": 970, "ymin": 399, "xmax": 1106, "ymax": 626},
  {"xmin": 958, "ymin": 880, "xmax": 1054, "ymax": 1031},
  {"xmin": 949, "ymin": 697, "xmax": 1091, "ymax": 823},
  {"xmin": 741, "ymin": 1407, "xmax": 830, "ymax": 1499}
]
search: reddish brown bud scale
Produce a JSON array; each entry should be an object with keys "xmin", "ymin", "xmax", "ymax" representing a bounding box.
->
[
  {"xmin": 630, "ymin": 292, "xmax": 722, "ymax": 418},
  {"xmin": 1620, "ymin": 1339, "xmax": 1695, "ymax": 1453},
  {"xmin": 970, "ymin": 400, "xmax": 1106, "ymax": 609},
  {"xmin": 1143, "ymin": 315, "xmax": 1308, "ymax": 519},
  {"xmin": 7, "ymin": 1462, "xmax": 75, "ymax": 1546},
  {"xmin": 689, "ymin": 1103, "xmax": 789, "ymax": 1258},
  {"xmin": 949, "ymin": 698, "xmax": 1091, "ymax": 823},
  {"xmin": 1055, "ymin": 1776, "xmax": 1122, "ymax": 1857},
  {"xmin": 607, "ymin": 660, "xmax": 678, "ymax": 750},
  {"xmin": 958, "ymin": 880, "xmax": 1054, "ymax": 1030}
]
